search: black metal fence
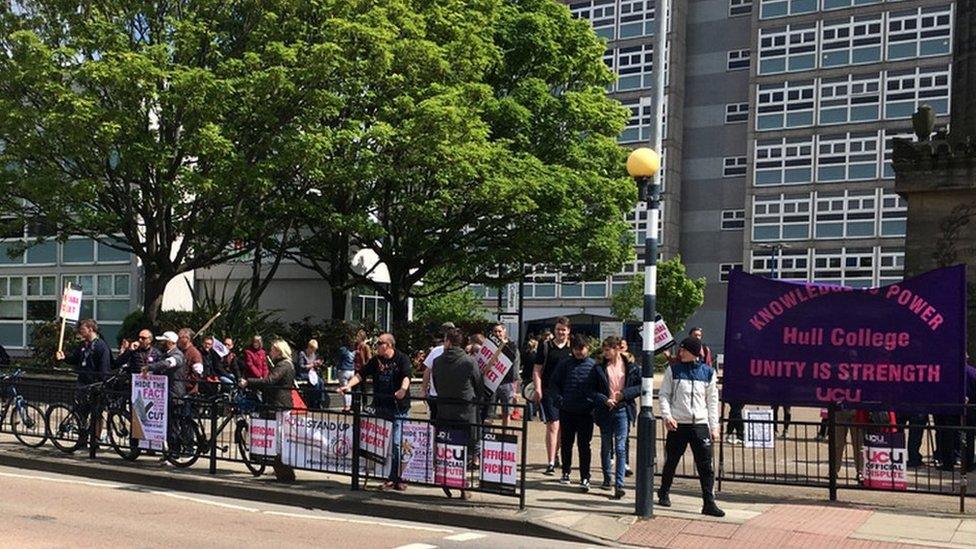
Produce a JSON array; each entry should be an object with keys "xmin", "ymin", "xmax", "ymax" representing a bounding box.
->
[
  {"xmin": 2, "ymin": 368, "xmax": 974, "ymax": 513},
  {"xmin": 0, "ymin": 371, "xmax": 530, "ymax": 507}
]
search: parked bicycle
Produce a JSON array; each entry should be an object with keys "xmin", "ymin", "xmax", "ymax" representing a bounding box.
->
[
  {"xmin": 0, "ymin": 369, "xmax": 47, "ymax": 447},
  {"xmin": 199, "ymin": 384, "xmax": 267, "ymax": 477}
]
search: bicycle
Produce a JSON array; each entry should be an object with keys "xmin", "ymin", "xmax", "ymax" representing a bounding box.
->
[
  {"xmin": 193, "ymin": 384, "xmax": 267, "ymax": 477},
  {"xmin": 45, "ymin": 373, "xmax": 206, "ymax": 468},
  {"xmin": 0, "ymin": 369, "xmax": 47, "ymax": 447},
  {"xmin": 46, "ymin": 374, "xmax": 126, "ymax": 454}
]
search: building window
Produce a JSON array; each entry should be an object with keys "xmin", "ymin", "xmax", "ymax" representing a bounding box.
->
[
  {"xmin": 758, "ymin": 24, "xmax": 817, "ymax": 74},
  {"xmin": 0, "ymin": 276, "xmax": 24, "ymax": 348},
  {"xmin": 878, "ymin": 247, "xmax": 905, "ymax": 285},
  {"xmin": 723, "ymin": 156, "xmax": 748, "ymax": 178},
  {"xmin": 882, "ymin": 129, "xmax": 914, "ymax": 179},
  {"xmin": 725, "ymin": 102, "xmax": 749, "ymax": 124},
  {"xmin": 816, "ymin": 132, "xmax": 880, "ymax": 182},
  {"xmin": 619, "ymin": 0, "xmax": 654, "ymax": 39},
  {"xmin": 814, "ymin": 190, "xmax": 876, "ymax": 239},
  {"xmin": 751, "ymin": 248, "xmax": 811, "ymax": 281},
  {"xmin": 880, "ymin": 190, "xmax": 907, "ymax": 237},
  {"xmin": 523, "ymin": 269, "xmax": 558, "ymax": 299},
  {"xmin": 569, "ymin": 0, "xmax": 617, "ymax": 40},
  {"xmin": 752, "ymin": 193, "xmax": 812, "ymax": 241},
  {"xmin": 721, "ymin": 210, "xmax": 746, "ymax": 230},
  {"xmin": 754, "ymin": 137, "xmax": 814, "ymax": 186},
  {"xmin": 619, "ymin": 97, "xmax": 654, "ymax": 144},
  {"xmin": 727, "ymin": 49, "xmax": 751, "ymax": 71},
  {"xmin": 720, "ymin": 263, "xmax": 742, "ymax": 283},
  {"xmin": 887, "ymin": 6, "xmax": 952, "ymax": 61},
  {"xmin": 756, "ymin": 80, "xmax": 815, "ymax": 131},
  {"xmin": 616, "ymin": 44, "xmax": 653, "ymax": 91},
  {"xmin": 759, "ymin": 0, "xmax": 818, "ymax": 21},
  {"xmin": 818, "ymin": 72, "xmax": 882, "ymax": 125},
  {"xmin": 884, "ymin": 66, "xmax": 951, "ymax": 120},
  {"xmin": 627, "ymin": 203, "xmax": 665, "ymax": 245},
  {"xmin": 351, "ymin": 288, "xmax": 391, "ymax": 331},
  {"xmin": 729, "ymin": 0, "xmax": 752, "ymax": 17},
  {"xmin": 61, "ymin": 273, "xmax": 131, "ymax": 344},
  {"xmin": 824, "ymin": 0, "xmax": 882, "ymax": 11},
  {"xmin": 821, "ymin": 15, "xmax": 883, "ymax": 67},
  {"xmin": 813, "ymin": 248, "xmax": 874, "ymax": 287}
]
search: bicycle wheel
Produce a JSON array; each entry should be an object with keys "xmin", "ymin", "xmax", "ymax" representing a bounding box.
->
[
  {"xmin": 11, "ymin": 403, "xmax": 47, "ymax": 448},
  {"xmin": 165, "ymin": 417, "xmax": 205, "ymax": 468},
  {"xmin": 46, "ymin": 404, "xmax": 84, "ymax": 453},
  {"xmin": 235, "ymin": 419, "xmax": 266, "ymax": 477},
  {"xmin": 107, "ymin": 410, "xmax": 141, "ymax": 461}
]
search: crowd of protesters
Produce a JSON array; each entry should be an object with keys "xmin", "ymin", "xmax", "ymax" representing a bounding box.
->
[{"xmin": 38, "ymin": 313, "xmax": 976, "ymax": 508}]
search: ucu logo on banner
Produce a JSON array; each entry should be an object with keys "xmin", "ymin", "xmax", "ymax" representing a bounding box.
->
[{"xmin": 815, "ymin": 387, "xmax": 862, "ymax": 403}]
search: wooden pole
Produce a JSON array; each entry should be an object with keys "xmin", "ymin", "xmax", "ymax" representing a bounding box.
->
[{"xmin": 195, "ymin": 310, "xmax": 222, "ymax": 338}]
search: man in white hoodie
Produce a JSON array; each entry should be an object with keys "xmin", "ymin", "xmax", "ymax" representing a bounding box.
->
[{"xmin": 657, "ymin": 337, "xmax": 724, "ymax": 517}]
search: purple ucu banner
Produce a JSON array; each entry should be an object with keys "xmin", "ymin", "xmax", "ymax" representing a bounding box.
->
[{"xmin": 722, "ymin": 265, "xmax": 966, "ymax": 408}]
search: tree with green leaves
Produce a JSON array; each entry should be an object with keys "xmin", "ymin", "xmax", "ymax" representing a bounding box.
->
[
  {"xmin": 413, "ymin": 270, "xmax": 489, "ymax": 327},
  {"xmin": 0, "ymin": 0, "xmax": 367, "ymax": 322},
  {"xmin": 331, "ymin": 0, "xmax": 636, "ymax": 330},
  {"xmin": 611, "ymin": 256, "xmax": 706, "ymax": 333}
]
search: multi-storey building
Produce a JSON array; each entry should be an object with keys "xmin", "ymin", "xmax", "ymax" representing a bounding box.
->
[{"xmin": 521, "ymin": 0, "xmax": 943, "ymax": 352}]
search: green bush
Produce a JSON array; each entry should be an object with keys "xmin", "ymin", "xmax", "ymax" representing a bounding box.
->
[{"xmin": 29, "ymin": 320, "xmax": 80, "ymax": 369}]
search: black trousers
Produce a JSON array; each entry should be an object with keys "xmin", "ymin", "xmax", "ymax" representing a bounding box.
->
[
  {"xmin": 727, "ymin": 403, "xmax": 745, "ymax": 438},
  {"xmin": 560, "ymin": 410, "xmax": 594, "ymax": 480},
  {"xmin": 659, "ymin": 424, "xmax": 715, "ymax": 505}
]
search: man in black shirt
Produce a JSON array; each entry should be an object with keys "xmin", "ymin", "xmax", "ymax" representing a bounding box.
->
[
  {"xmin": 339, "ymin": 332, "xmax": 412, "ymax": 490},
  {"xmin": 533, "ymin": 316, "xmax": 572, "ymax": 475}
]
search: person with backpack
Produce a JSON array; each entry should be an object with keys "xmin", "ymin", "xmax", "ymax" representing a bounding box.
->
[
  {"xmin": 549, "ymin": 334, "xmax": 596, "ymax": 491},
  {"xmin": 532, "ymin": 317, "xmax": 572, "ymax": 475}
]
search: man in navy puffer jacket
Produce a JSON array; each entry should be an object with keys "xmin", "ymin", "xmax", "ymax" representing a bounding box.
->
[{"xmin": 550, "ymin": 334, "xmax": 596, "ymax": 491}]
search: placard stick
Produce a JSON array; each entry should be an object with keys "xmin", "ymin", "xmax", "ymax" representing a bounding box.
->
[{"xmin": 195, "ymin": 310, "xmax": 222, "ymax": 338}]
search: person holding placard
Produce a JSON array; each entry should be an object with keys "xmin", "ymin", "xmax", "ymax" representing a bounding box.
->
[
  {"xmin": 490, "ymin": 323, "xmax": 521, "ymax": 428},
  {"xmin": 658, "ymin": 337, "xmax": 724, "ymax": 517},
  {"xmin": 56, "ymin": 319, "xmax": 112, "ymax": 447}
]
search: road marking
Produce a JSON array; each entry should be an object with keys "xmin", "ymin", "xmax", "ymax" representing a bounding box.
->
[
  {"xmin": 0, "ymin": 470, "xmax": 117, "ymax": 488},
  {"xmin": 394, "ymin": 545, "xmax": 438, "ymax": 549},
  {"xmin": 150, "ymin": 491, "xmax": 261, "ymax": 512},
  {"xmin": 443, "ymin": 533, "xmax": 486, "ymax": 542},
  {"xmin": 263, "ymin": 511, "xmax": 454, "ymax": 533}
]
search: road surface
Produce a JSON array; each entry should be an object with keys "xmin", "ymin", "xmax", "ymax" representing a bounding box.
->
[{"xmin": 0, "ymin": 465, "xmax": 589, "ymax": 549}]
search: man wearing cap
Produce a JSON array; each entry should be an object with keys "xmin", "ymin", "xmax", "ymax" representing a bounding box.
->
[
  {"xmin": 422, "ymin": 322, "xmax": 455, "ymax": 420},
  {"xmin": 657, "ymin": 337, "xmax": 724, "ymax": 517},
  {"xmin": 145, "ymin": 331, "xmax": 189, "ymax": 443}
]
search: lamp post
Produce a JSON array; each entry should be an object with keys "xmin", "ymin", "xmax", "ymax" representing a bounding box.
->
[
  {"xmin": 757, "ymin": 243, "xmax": 789, "ymax": 279},
  {"xmin": 627, "ymin": 147, "xmax": 661, "ymax": 518}
]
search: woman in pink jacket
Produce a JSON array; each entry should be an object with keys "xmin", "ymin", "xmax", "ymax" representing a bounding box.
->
[{"xmin": 243, "ymin": 335, "xmax": 269, "ymax": 379}]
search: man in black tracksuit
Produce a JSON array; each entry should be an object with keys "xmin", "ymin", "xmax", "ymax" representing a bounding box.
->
[{"xmin": 549, "ymin": 334, "xmax": 596, "ymax": 491}]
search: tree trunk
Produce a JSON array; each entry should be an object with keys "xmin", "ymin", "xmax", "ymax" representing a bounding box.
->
[
  {"xmin": 331, "ymin": 285, "xmax": 348, "ymax": 321},
  {"xmin": 388, "ymin": 286, "xmax": 411, "ymax": 336},
  {"xmin": 142, "ymin": 272, "xmax": 170, "ymax": 327}
]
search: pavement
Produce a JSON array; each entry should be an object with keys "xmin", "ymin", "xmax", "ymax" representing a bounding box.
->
[{"xmin": 1, "ymin": 421, "xmax": 974, "ymax": 548}]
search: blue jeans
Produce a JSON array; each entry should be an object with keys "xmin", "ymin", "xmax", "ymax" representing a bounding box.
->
[
  {"xmin": 598, "ymin": 408, "xmax": 629, "ymax": 488},
  {"xmin": 389, "ymin": 410, "xmax": 409, "ymax": 481}
]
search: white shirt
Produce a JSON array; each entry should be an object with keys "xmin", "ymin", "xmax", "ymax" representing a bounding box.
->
[{"xmin": 423, "ymin": 345, "xmax": 445, "ymax": 397}]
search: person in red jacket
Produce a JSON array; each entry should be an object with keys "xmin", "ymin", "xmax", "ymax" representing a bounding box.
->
[{"xmin": 243, "ymin": 335, "xmax": 269, "ymax": 379}]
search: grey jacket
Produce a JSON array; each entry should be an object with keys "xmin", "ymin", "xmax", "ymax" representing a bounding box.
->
[
  {"xmin": 150, "ymin": 347, "xmax": 187, "ymax": 399},
  {"xmin": 431, "ymin": 347, "xmax": 484, "ymax": 424}
]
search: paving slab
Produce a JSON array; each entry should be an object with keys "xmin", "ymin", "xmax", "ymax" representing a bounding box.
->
[{"xmin": 855, "ymin": 513, "xmax": 961, "ymax": 543}]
